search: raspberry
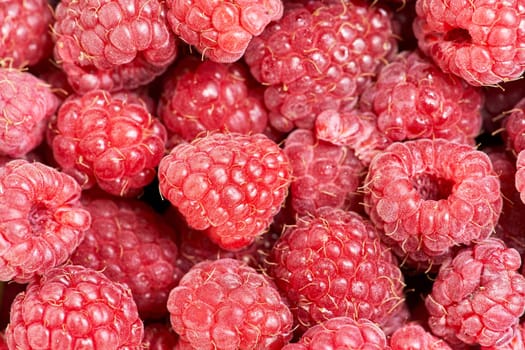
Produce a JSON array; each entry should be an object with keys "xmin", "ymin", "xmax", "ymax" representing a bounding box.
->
[
  {"xmin": 281, "ymin": 317, "xmax": 389, "ymax": 350},
  {"xmin": 158, "ymin": 56, "xmax": 268, "ymax": 141},
  {"xmin": 268, "ymin": 207, "xmax": 406, "ymax": 331},
  {"xmin": 0, "ymin": 68, "xmax": 59, "ymax": 158},
  {"xmin": 158, "ymin": 132, "xmax": 291, "ymax": 251},
  {"xmin": 165, "ymin": 0, "xmax": 283, "ymax": 63},
  {"xmin": 166, "ymin": 258, "xmax": 293, "ymax": 349},
  {"xmin": 142, "ymin": 323, "xmax": 178, "ymax": 350},
  {"xmin": 390, "ymin": 322, "xmax": 452, "ymax": 350},
  {"xmin": 53, "ymin": 0, "xmax": 177, "ymax": 93},
  {"xmin": 482, "ymin": 323, "xmax": 525, "ymax": 350},
  {"xmin": 5, "ymin": 265, "xmax": 144, "ymax": 349},
  {"xmin": 0, "ymin": 333, "xmax": 6, "ymax": 350},
  {"xmin": 71, "ymin": 196, "xmax": 183, "ymax": 319},
  {"xmin": 363, "ymin": 138, "xmax": 502, "ymax": 268},
  {"xmin": 515, "ymin": 150, "xmax": 525, "ymax": 204},
  {"xmin": 0, "ymin": 160, "xmax": 91, "ymax": 283},
  {"xmin": 482, "ymin": 79, "xmax": 525, "ymax": 134},
  {"xmin": 413, "ymin": 0, "xmax": 525, "ymax": 86},
  {"xmin": 503, "ymin": 98, "xmax": 525, "ymax": 155},
  {"xmin": 244, "ymin": 0, "xmax": 397, "ymax": 132},
  {"xmin": 48, "ymin": 89, "xmax": 168, "ymax": 197}
]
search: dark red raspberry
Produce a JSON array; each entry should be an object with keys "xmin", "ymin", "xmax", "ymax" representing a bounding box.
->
[
  {"xmin": 426, "ymin": 238, "xmax": 525, "ymax": 347},
  {"xmin": 413, "ymin": 0, "xmax": 525, "ymax": 86},
  {"xmin": 363, "ymin": 138, "xmax": 502, "ymax": 268},
  {"xmin": 167, "ymin": 258, "xmax": 293, "ymax": 349},
  {"xmin": 48, "ymin": 89, "xmax": 167, "ymax": 197},
  {"xmin": 158, "ymin": 132, "xmax": 291, "ymax": 251},
  {"xmin": 53, "ymin": 0, "xmax": 177, "ymax": 94},
  {"xmin": 166, "ymin": 0, "xmax": 283, "ymax": 63},
  {"xmin": 143, "ymin": 323, "xmax": 178, "ymax": 350},
  {"xmin": 244, "ymin": 0, "xmax": 397, "ymax": 132},
  {"xmin": 516, "ymin": 150, "xmax": 525, "ymax": 204},
  {"xmin": 5, "ymin": 265, "xmax": 144, "ymax": 349},
  {"xmin": 0, "ymin": 160, "xmax": 91, "ymax": 283},
  {"xmin": 0, "ymin": 68, "xmax": 59, "ymax": 158},
  {"xmin": 158, "ymin": 56, "xmax": 268, "ymax": 141},
  {"xmin": 0, "ymin": 332, "xmax": 6, "ymax": 350},
  {"xmin": 269, "ymin": 207, "xmax": 406, "ymax": 331},
  {"xmin": 503, "ymin": 97, "xmax": 525, "ymax": 155},
  {"xmin": 390, "ymin": 322, "xmax": 452, "ymax": 350},
  {"xmin": 482, "ymin": 79, "xmax": 525, "ymax": 134}
]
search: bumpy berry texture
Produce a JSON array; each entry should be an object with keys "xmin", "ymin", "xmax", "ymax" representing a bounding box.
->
[
  {"xmin": 0, "ymin": 160, "xmax": 91, "ymax": 283},
  {"xmin": 158, "ymin": 132, "xmax": 291, "ymax": 251},
  {"xmin": 426, "ymin": 238, "xmax": 525, "ymax": 347},
  {"xmin": 166, "ymin": 0, "xmax": 283, "ymax": 62},
  {"xmin": 53, "ymin": 0, "xmax": 177, "ymax": 93},
  {"xmin": 515, "ymin": 150, "xmax": 525, "ymax": 204},
  {"xmin": 167, "ymin": 258, "xmax": 293, "ymax": 349},
  {"xmin": 390, "ymin": 322, "xmax": 452, "ymax": 350},
  {"xmin": 71, "ymin": 196, "xmax": 183, "ymax": 319},
  {"xmin": 158, "ymin": 56, "xmax": 268, "ymax": 141},
  {"xmin": 244, "ymin": 0, "xmax": 397, "ymax": 132},
  {"xmin": 482, "ymin": 323, "xmax": 525, "ymax": 350},
  {"xmin": 5, "ymin": 265, "xmax": 144, "ymax": 349},
  {"xmin": 48, "ymin": 89, "xmax": 167, "ymax": 197},
  {"xmin": 0, "ymin": 68, "xmax": 59, "ymax": 158},
  {"xmin": 503, "ymin": 98, "xmax": 525, "ymax": 155},
  {"xmin": 269, "ymin": 207, "xmax": 406, "ymax": 331},
  {"xmin": 142, "ymin": 323, "xmax": 178, "ymax": 350},
  {"xmin": 363, "ymin": 138, "xmax": 502, "ymax": 268},
  {"xmin": 413, "ymin": 0, "xmax": 525, "ymax": 86}
]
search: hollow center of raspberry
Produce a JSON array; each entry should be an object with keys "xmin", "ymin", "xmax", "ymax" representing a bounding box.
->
[
  {"xmin": 29, "ymin": 205, "xmax": 51, "ymax": 234},
  {"xmin": 444, "ymin": 28, "xmax": 471, "ymax": 43},
  {"xmin": 413, "ymin": 173, "xmax": 454, "ymax": 201}
]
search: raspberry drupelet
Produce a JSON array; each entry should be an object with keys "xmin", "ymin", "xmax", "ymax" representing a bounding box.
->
[{"xmin": 390, "ymin": 322, "xmax": 452, "ymax": 350}]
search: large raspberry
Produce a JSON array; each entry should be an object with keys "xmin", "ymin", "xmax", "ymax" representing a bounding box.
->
[
  {"xmin": 158, "ymin": 132, "xmax": 291, "ymax": 251},
  {"xmin": 167, "ymin": 258, "xmax": 293, "ymax": 349},
  {"xmin": 53, "ymin": 0, "xmax": 177, "ymax": 93},
  {"xmin": 390, "ymin": 322, "xmax": 452, "ymax": 350},
  {"xmin": 5, "ymin": 265, "xmax": 144, "ymax": 349},
  {"xmin": 413, "ymin": 0, "xmax": 525, "ymax": 86}
]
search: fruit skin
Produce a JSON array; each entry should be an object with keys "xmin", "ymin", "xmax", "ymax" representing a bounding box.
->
[
  {"xmin": 5, "ymin": 265, "xmax": 144, "ymax": 349},
  {"xmin": 158, "ymin": 132, "xmax": 291, "ymax": 251},
  {"xmin": 0, "ymin": 160, "xmax": 91, "ymax": 283},
  {"xmin": 426, "ymin": 238, "xmax": 525, "ymax": 347},
  {"xmin": 53, "ymin": 0, "xmax": 177, "ymax": 94},
  {"xmin": 166, "ymin": 258, "xmax": 294, "ymax": 349},
  {"xmin": 413, "ymin": 0, "xmax": 525, "ymax": 86},
  {"xmin": 48, "ymin": 89, "xmax": 167, "ymax": 197},
  {"xmin": 389, "ymin": 322, "xmax": 452, "ymax": 350}
]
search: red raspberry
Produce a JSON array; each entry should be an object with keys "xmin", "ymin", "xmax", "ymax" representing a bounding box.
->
[
  {"xmin": 71, "ymin": 196, "xmax": 183, "ymax": 319},
  {"xmin": 158, "ymin": 132, "xmax": 291, "ymax": 251},
  {"xmin": 482, "ymin": 323, "xmax": 525, "ymax": 350},
  {"xmin": 390, "ymin": 322, "xmax": 452, "ymax": 350},
  {"xmin": 143, "ymin": 323, "xmax": 178, "ymax": 350},
  {"xmin": 281, "ymin": 317, "xmax": 389, "ymax": 350},
  {"xmin": 413, "ymin": 0, "xmax": 525, "ymax": 86},
  {"xmin": 165, "ymin": 0, "xmax": 283, "ymax": 63},
  {"xmin": 268, "ymin": 207, "xmax": 406, "ymax": 331},
  {"xmin": 503, "ymin": 98, "xmax": 525, "ymax": 155},
  {"xmin": 363, "ymin": 138, "xmax": 502, "ymax": 268},
  {"xmin": 244, "ymin": 0, "xmax": 397, "ymax": 132},
  {"xmin": 0, "ymin": 333, "xmax": 6, "ymax": 350},
  {"xmin": 0, "ymin": 0, "xmax": 53, "ymax": 68},
  {"xmin": 158, "ymin": 56, "xmax": 268, "ymax": 141},
  {"xmin": 167, "ymin": 258, "xmax": 293, "ymax": 349},
  {"xmin": 0, "ymin": 160, "xmax": 91, "ymax": 283},
  {"xmin": 426, "ymin": 238, "xmax": 525, "ymax": 347},
  {"xmin": 53, "ymin": 0, "xmax": 177, "ymax": 94},
  {"xmin": 482, "ymin": 79, "xmax": 525, "ymax": 134},
  {"xmin": 48, "ymin": 89, "xmax": 168, "ymax": 197},
  {"xmin": 0, "ymin": 68, "xmax": 59, "ymax": 158},
  {"xmin": 515, "ymin": 150, "xmax": 525, "ymax": 204},
  {"xmin": 5, "ymin": 265, "xmax": 144, "ymax": 349}
]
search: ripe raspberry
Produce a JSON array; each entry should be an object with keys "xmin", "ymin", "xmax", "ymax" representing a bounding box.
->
[
  {"xmin": 359, "ymin": 50, "xmax": 483, "ymax": 145},
  {"xmin": 143, "ymin": 323, "xmax": 178, "ymax": 350},
  {"xmin": 158, "ymin": 132, "xmax": 291, "ymax": 251},
  {"xmin": 244, "ymin": 0, "xmax": 397, "ymax": 132},
  {"xmin": 390, "ymin": 322, "xmax": 452, "ymax": 350},
  {"xmin": 5, "ymin": 264, "xmax": 144, "ymax": 349},
  {"xmin": 71, "ymin": 196, "xmax": 183, "ymax": 319},
  {"xmin": 0, "ymin": 333, "xmax": 6, "ymax": 350},
  {"xmin": 48, "ymin": 89, "xmax": 167, "ymax": 197},
  {"xmin": 158, "ymin": 56, "xmax": 268, "ymax": 141},
  {"xmin": 0, "ymin": 160, "xmax": 91, "ymax": 283},
  {"xmin": 482, "ymin": 79, "xmax": 525, "ymax": 134},
  {"xmin": 503, "ymin": 97, "xmax": 525, "ymax": 155},
  {"xmin": 426, "ymin": 238, "xmax": 525, "ymax": 347},
  {"xmin": 515, "ymin": 150, "xmax": 525, "ymax": 204},
  {"xmin": 268, "ymin": 207, "xmax": 406, "ymax": 331},
  {"xmin": 482, "ymin": 323, "xmax": 525, "ymax": 350},
  {"xmin": 165, "ymin": 0, "xmax": 283, "ymax": 63},
  {"xmin": 53, "ymin": 0, "xmax": 177, "ymax": 94},
  {"xmin": 363, "ymin": 138, "xmax": 502, "ymax": 268},
  {"xmin": 167, "ymin": 258, "xmax": 293, "ymax": 349},
  {"xmin": 0, "ymin": 0, "xmax": 53, "ymax": 68},
  {"xmin": 0, "ymin": 68, "xmax": 59, "ymax": 158},
  {"xmin": 413, "ymin": 0, "xmax": 525, "ymax": 86},
  {"xmin": 281, "ymin": 317, "xmax": 389, "ymax": 350}
]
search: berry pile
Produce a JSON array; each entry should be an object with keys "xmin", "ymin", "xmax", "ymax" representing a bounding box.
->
[{"xmin": 2, "ymin": 0, "xmax": 525, "ymax": 348}]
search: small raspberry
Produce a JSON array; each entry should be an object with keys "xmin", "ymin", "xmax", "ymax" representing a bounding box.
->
[
  {"xmin": 167, "ymin": 258, "xmax": 293, "ymax": 349},
  {"xmin": 48, "ymin": 89, "xmax": 167, "ymax": 197},
  {"xmin": 0, "ymin": 160, "xmax": 91, "ymax": 283},
  {"xmin": 5, "ymin": 265, "xmax": 144, "ymax": 349},
  {"xmin": 53, "ymin": 0, "xmax": 177, "ymax": 93},
  {"xmin": 390, "ymin": 322, "xmax": 452, "ymax": 350},
  {"xmin": 413, "ymin": 0, "xmax": 525, "ymax": 86},
  {"xmin": 158, "ymin": 132, "xmax": 291, "ymax": 251},
  {"xmin": 143, "ymin": 323, "xmax": 178, "ymax": 350}
]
